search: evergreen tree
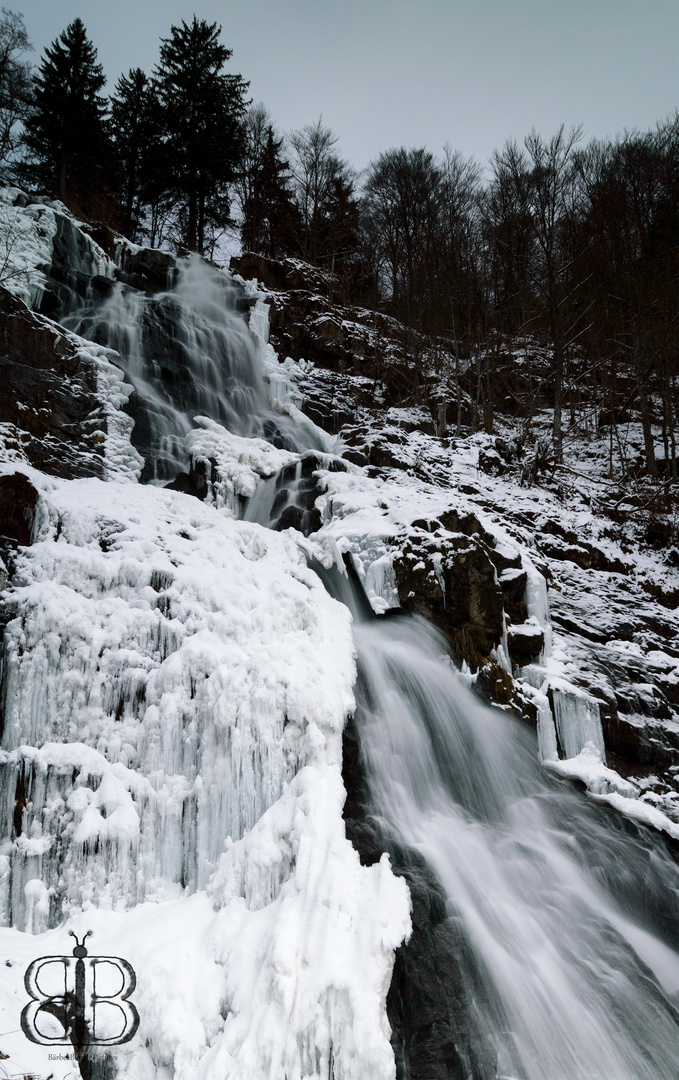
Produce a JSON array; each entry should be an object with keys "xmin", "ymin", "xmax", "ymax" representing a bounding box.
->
[
  {"xmin": 241, "ymin": 126, "xmax": 297, "ymax": 258},
  {"xmin": 23, "ymin": 18, "xmax": 108, "ymax": 203},
  {"xmin": 154, "ymin": 17, "xmax": 248, "ymax": 253},
  {"xmin": 110, "ymin": 68, "xmax": 164, "ymax": 242}
]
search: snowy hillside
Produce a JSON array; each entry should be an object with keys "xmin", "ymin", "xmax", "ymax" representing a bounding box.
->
[{"xmin": 0, "ymin": 189, "xmax": 677, "ymax": 1080}]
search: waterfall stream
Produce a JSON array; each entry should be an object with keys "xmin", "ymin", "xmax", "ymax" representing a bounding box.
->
[
  {"xmin": 305, "ymin": 561, "xmax": 679, "ymax": 1080},
  {"xmin": 353, "ymin": 613, "xmax": 679, "ymax": 1079},
  {"xmin": 63, "ymin": 255, "xmax": 310, "ymax": 481},
  {"xmin": 3, "ymin": 241, "xmax": 678, "ymax": 1079}
]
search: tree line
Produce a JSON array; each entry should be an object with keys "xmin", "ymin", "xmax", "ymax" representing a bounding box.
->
[{"xmin": 0, "ymin": 10, "xmax": 677, "ymax": 476}]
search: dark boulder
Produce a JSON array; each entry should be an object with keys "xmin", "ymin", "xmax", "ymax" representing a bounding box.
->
[
  {"xmin": 499, "ymin": 567, "xmax": 528, "ymax": 622},
  {"xmin": 393, "ymin": 533, "xmax": 505, "ymax": 670},
  {"xmin": 115, "ymin": 245, "xmax": 176, "ymax": 293},
  {"xmin": 165, "ymin": 459, "xmax": 212, "ymax": 501},
  {"xmin": 0, "ymin": 288, "xmax": 107, "ymax": 479},
  {"xmin": 507, "ymin": 623, "xmax": 545, "ymax": 664},
  {"xmin": 0, "ymin": 472, "xmax": 40, "ymax": 548}
]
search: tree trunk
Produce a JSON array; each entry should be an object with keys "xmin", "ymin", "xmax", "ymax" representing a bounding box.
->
[
  {"xmin": 58, "ymin": 157, "xmax": 67, "ymax": 202},
  {"xmin": 669, "ymin": 376, "xmax": 677, "ymax": 480},
  {"xmin": 550, "ymin": 293, "xmax": 564, "ymax": 464},
  {"xmin": 187, "ymin": 182, "xmax": 198, "ymax": 252},
  {"xmin": 125, "ymin": 163, "xmax": 137, "ymax": 242},
  {"xmin": 198, "ymin": 187, "xmax": 206, "ymax": 256},
  {"xmin": 634, "ymin": 337, "xmax": 657, "ymax": 477}
]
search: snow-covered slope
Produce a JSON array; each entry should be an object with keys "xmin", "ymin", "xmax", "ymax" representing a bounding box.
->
[
  {"xmin": 1, "ymin": 191, "xmax": 678, "ymax": 1080},
  {"xmin": 0, "ymin": 190, "xmax": 410, "ymax": 1080}
]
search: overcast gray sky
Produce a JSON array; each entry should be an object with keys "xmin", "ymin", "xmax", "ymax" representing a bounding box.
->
[{"xmin": 15, "ymin": 1, "xmax": 679, "ymax": 174}]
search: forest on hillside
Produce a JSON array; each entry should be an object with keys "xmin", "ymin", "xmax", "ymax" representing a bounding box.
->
[{"xmin": 1, "ymin": 9, "xmax": 677, "ymax": 478}]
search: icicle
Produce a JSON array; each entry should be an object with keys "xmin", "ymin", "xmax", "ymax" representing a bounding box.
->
[{"xmin": 551, "ymin": 685, "xmax": 606, "ymax": 760}]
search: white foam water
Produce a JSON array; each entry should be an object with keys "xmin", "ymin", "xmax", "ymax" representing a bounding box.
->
[
  {"xmin": 64, "ymin": 256, "xmax": 312, "ymax": 481},
  {"xmin": 352, "ymin": 611, "xmax": 679, "ymax": 1079}
]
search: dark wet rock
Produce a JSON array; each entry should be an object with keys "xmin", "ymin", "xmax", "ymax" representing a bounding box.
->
[
  {"xmin": 387, "ymin": 864, "xmax": 497, "ymax": 1080},
  {"xmin": 89, "ymin": 274, "xmax": 116, "ymax": 300},
  {"xmin": 0, "ymin": 473, "xmax": 40, "ymax": 549},
  {"xmin": 0, "ymin": 287, "xmax": 106, "ymax": 479},
  {"xmin": 499, "ymin": 567, "xmax": 528, "ymax": 622},
  {"xmin": 393, "ymin": 533, "xmax": 504, "ymax": 670},
  {"xmin": 82, "ymin": 223, "xmax": 117, "ymax": 260},
  {"xmin": 269, "ymin": 452, "xmax": 345, "ymax": 536},
  {"xmin": 300, "ymin": 450, "xmax": 347, "ymax": 478},
  {"xmin": 477, "ymin": 661, "xmax": 515, "ymax": 706},
  {"xmin": 115, "ymin": 245, "xmax": 176, "ymax": 293},
  {"xmin": 507, "ymin": 623, "xmax": 545, "ymax": 664},
  {"xmin": 165, "ymin": 458, "xmax": 211, "ymax": 501},
  {"xmin": 601, "ymin": 713, "xmax": 679, "ymax": 773},
  {"xmin": 231, "ymin": 252, "xmax": 341, "ymax": 298}
]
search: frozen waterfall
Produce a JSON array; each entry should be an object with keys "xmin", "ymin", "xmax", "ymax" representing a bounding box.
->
[{"xmin": 1, "ymin": 215, "xmax": 678, "ymax": 1079}]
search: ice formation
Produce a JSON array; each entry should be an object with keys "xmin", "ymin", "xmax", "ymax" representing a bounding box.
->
[
  {"xmin": 0, "ymin": 467, "xmax": 410, "ymax": 1079},
  {"xmin": 0, "ymin": 198, "xmax": 411, "ymax": 1079},
  {"xmin": 1, "ymin": 192, "xmax": 677, "ymax": 1080}
]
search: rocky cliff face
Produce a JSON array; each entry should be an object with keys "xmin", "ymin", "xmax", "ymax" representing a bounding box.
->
[
  {"xmin": 0, "ymin": 212, "xmax": 677, "ymax": 1080},
  {"xmin": 232, "ymin": 251, "xmax": 679, "ymax": 811},
  {"xmin": 0, "ymin": 285, "xmax": 108, "ymax": 479}
]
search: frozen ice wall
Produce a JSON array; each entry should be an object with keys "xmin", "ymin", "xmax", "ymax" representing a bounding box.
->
[
  {"xmin": 0, "ymin": 468, "xmax": 410, "ymax": 1079},
  {"xmin": 1, "ymin": 473, "xmax": 355, "ymax": 915},
  {"xmin": 0, "ymin": 194, "xmax": 413, "ymax": 1079}
]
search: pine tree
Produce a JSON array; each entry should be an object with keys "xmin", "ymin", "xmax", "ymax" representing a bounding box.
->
[
  {"xmin": 241, "ymin": 126, "xmax": 297, "ymax": 258},
  {"xmin": 23, "ymin": 18, "xmax": 108, "ymax": 202},
  {"xmin": 110, "ymin": 68, "xmax": 164, "ymax": 242},
  {"xmin": 154, "ymin": 17, "xmax": 249, "ymax": 253}
]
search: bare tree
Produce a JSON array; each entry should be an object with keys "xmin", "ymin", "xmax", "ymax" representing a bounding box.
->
[
  {"xmin": 0, "ymin": 8, "xmax": 33, "ymax": 175},
  {"xmin": 363, "ymin": 146, "xmax": 443, "ymax": 330},
  {"xmin": 491, "ymin": 126, "xmax": 583, "ymax": 461},
  {"xmin": 234, "ymin": 102, "xmax": 272, "ymax": 230},
  {"xmin": 287, "ymin": 117, "xmax": 356, "ymax": 268}
]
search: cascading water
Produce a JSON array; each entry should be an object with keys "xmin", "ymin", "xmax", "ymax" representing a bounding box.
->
[
  {"xmin": 3, "ymin": 201, "xmax": 678, "ymax": 1077},
  {"xmin": 62, "ymin": 255, "xmax": 311, "ymax": 481},
  {"xmin": 350, "ymin": 609, "xmax": 679, "ymax": 1080}
]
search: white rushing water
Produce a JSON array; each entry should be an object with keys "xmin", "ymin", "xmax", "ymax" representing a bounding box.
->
[
  {"xmin": 63, "ymin": 255, "xmax": 315, "ymax": 481},
  {"xmin": 2, "ymin": 205, "xmax": 678, "ymax": 1077},
  {"xmin": 350, "ymin": 610, "xmax": 679, "ymax": 1080}
]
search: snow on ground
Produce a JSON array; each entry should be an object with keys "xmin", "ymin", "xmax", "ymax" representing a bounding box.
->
[
  {"xmin": 0, "ymin": 464, "xmax": 410, "ymax": 1079},
  {"xmin": 0, "ymin": 187, "xmax": 114, "ymax": 309},
  {"xmin": 283, "ymin": 385, "xmax": 679, "ymax": 841}
]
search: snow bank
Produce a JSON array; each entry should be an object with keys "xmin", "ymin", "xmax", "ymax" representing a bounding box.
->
[{"xmin": 188, "ymin": 415, "xmax": 298, "ymax": 514}]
